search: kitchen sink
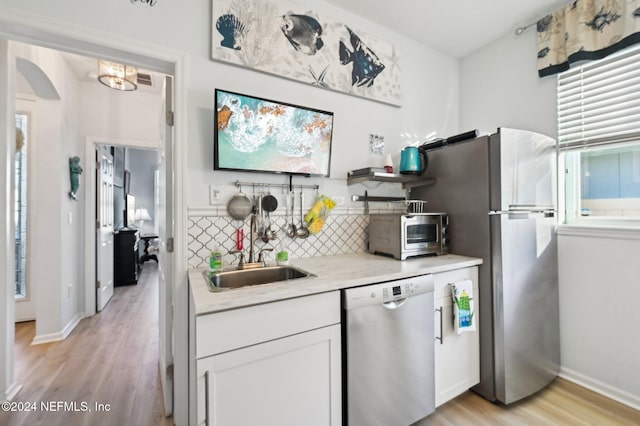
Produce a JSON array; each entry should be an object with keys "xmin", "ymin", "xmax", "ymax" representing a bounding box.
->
[{"xmin": 206, "ymin": 265, "xmax": 314, "ymax": 290}]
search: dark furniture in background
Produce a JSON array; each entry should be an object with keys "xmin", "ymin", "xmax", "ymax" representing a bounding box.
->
[
  {"xmin": 114, "ymin": 229, "xmax": 139, "ymax": 286},
  {"xmin": 139, "ymin": 234, "xmax": 159, "ymax": 264}
]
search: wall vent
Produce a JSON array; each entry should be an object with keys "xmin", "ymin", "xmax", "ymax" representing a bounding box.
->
[{"xmin": 137, "ymin": 72, "xmax": 153, "ymax": 86}]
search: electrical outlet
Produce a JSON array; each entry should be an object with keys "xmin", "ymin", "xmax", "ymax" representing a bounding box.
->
[
  {"xmin": 334, "ymin": 196, "xmax": 345, "ymax": 206},
  {"xmin": 209, "ymin": 185, "xmax": 223, "ymax": 205}
]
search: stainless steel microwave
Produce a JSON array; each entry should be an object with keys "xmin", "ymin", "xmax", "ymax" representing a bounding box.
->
[{"xmin": 368, "ymin": 213, "xmax": 449, "ymax": 260}]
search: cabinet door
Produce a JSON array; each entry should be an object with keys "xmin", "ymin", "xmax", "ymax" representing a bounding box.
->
[
  {"xmin": 433, "ymin": 266, "xmax": 480, "ymax": 407},
  {"xmin": 434, "ymin": 295, "xmax": 480, "ymax": 407},
  {"xmin": 197, "ymin": 324, "xmax": 341, "ymax": 426}
]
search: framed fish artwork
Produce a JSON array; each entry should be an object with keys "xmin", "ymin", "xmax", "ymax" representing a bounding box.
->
[{"xmin": 211, "ymin": 0, "xmax": 402, "ymax": 106}]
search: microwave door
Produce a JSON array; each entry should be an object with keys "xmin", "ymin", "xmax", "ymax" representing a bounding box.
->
[{"xmin": 404, "ymin": 221, "xmax": 437, "ymax": 247}]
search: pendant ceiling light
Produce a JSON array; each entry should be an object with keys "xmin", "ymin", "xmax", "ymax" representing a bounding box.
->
[{"xmin": 97, "ymin": 60, "xmax": 138, "ymax": 91}]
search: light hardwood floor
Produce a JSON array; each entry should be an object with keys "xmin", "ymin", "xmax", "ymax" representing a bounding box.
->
[
  {"xmin": 417, "ymin": 378, "xmax": 640, "ymax": 426},
  {"xmin": 1, "ymin": 263, "xmax": 172, "ymax": 426}
]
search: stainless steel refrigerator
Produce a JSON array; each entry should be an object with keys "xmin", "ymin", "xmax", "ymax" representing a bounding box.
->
[{"xmin": 414, "ymin": 127, "xmax": 560, "ymax": 404}]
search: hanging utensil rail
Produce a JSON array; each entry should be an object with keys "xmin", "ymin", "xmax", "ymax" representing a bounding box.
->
[
  {"xmin": 234, "ymin": 180, "xmax": 319, "ymax": 191},
  {"xmin": 351, "ymin": 195, "xmax": 406, "ymax": 202}
]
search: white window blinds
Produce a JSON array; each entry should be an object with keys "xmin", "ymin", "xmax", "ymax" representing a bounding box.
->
[{"xmin": 557, "ymin": 44, "xmax": 640, "ymax": 150}]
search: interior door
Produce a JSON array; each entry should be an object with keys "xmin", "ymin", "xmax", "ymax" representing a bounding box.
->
[
  {"xmin": 158, "ymin": 75, "xmax": 174, "ymax": 415},
  {"xmin": 96, "ymin": 145, "xmax": 115, "ymax": 311}
]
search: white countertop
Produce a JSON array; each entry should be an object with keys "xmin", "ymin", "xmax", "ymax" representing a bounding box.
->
[{"xmin": 189, "ymin": 252, "xmax": 483, "ymax": 315}]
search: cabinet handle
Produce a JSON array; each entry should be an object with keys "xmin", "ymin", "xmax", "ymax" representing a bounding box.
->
[
  {"xmin": 204, "ymin": 370, "xmax": 210, "ymax": 426},
  {"xmin": 435, "ymin": 307, "xmax": 443, "ymax": 345}
]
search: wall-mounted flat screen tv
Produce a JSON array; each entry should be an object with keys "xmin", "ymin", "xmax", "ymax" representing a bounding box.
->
[{"xmin": 214, "ymin": 89, "xmax": 333, "ymax": 177}]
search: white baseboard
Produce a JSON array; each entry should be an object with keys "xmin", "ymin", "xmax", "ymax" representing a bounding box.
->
[
  {"xmin": 560, "ymin": 367, "xmax": 640, "ymax": 411},
  {"xmin": 2, "ymin": 382, "xmax": 22, "ymax": 402},
  {"xmin": 30, "ymin": 312, "xmax": 84, "ymax": 345}
]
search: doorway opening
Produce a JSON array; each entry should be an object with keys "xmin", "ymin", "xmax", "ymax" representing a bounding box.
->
[
  {"xmin": 4, "ymin": 40, "xmax": 176, "ymax": 418},
  {"xmin": 97, "ymin": 144, "xmax": 160, "ymax": 312},
  {"xmin": 1, "ymin": 17, "xmax": 186, "ymax": 419}
]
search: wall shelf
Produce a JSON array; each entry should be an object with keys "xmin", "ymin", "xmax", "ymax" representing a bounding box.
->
[{"xmin": 346, "ymin": 171, "xmax": 435, "ymax": 189}]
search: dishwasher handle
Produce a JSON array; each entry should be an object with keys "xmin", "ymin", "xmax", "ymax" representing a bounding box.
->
[{"xmin": 382, "ymin": 297, "xmax": 408, "ymax": 310}]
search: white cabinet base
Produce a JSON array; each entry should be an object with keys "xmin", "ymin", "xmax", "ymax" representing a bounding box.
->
[
  {"xmin": 433, "ymin": 267, "xmax": 480, "ymax": 407},
  {"xmin": 197, "ymin": 324, "xmax": 342, "ymax": 426}
]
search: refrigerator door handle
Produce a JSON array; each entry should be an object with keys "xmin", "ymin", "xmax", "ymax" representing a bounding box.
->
[{"xmin": 489, "ymin": 208, "xmax": 555, "ymax": 219}]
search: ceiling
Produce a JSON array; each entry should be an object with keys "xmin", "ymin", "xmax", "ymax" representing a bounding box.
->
[{"xmin": 323, "ymin": 0, "xmax": 570, "ymax": 58}]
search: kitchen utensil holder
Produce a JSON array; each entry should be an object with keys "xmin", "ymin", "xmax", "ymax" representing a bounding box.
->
[
  {"xmin": 351, "ymin": 193, "xmax": 406, "ymax": 214},
  {"xmin": 234, "ymin": 180, "xmax": 319, "ymax": 192},
  {"xmin": 404, "ymin": 200, "xmax": 427, "ymax": 213}
]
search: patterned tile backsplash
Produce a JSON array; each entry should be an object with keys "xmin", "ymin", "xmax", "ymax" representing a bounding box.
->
[{"xmin": 187, "ymin": 209, "xmax": 370, "ymax": 269}]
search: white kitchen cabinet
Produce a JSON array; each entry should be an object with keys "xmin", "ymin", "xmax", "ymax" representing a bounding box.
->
[
  {"xmin": 197, "ymin": 324, "xmax": 341, "ymax": 426},
  {"xmin": 433, "ymin": 266, "xmax": 480, "ymax": 407},
  {"xmin": 190, "ymin": 291, "xmax": 341, "ymax": 426}
]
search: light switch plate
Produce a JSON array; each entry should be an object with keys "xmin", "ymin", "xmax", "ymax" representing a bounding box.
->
[{"xmin": 210, "ymin": 185, "xmax": 223, "ymax": 205}]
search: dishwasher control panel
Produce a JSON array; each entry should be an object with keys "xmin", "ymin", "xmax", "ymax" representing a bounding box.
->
[
  {"xmin": 382, "ymin": 283, "xmax": 412, "ymax": 302},
  {"xmin": 343, "ymin": 274, "xmax": 434, "ymax": 310}
]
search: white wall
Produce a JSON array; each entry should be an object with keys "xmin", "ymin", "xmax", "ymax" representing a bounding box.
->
[
  {"xmin": 460, "ymin": 30, "xmax": 556, "ymax": 136},
  {"xmin": 460, "ymin": 29, "xmax": 640, "ymax": 408},
  {"xmin": 10, "ymin": 42, "xmax": 85, "ymax": 340},
  {"xmin": 59, "ymin": 53, "xmax": 84, "ymax": 331},
  {"xmin": 78, "ymin": 81, "xmax": 163, "ymax": 144},
  {"xmin": 557, "ymin": 227, "xmax": 640, "ymax": 409}
]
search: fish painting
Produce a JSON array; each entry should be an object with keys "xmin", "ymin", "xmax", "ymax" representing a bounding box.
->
[
  {"xmin": 309, "ymin": 65, "xmax": 330, "ymax": 88},
  {"xmin": 339, "ymin": 26, "xmax": 385, "ymax": 88},
  {"xmin": 216, "ymin": 14, "xmax": 246, "ymax": 50},
  {"xmin": 281, "ymin": 14, "xmax": 324, "ymax": 55}
]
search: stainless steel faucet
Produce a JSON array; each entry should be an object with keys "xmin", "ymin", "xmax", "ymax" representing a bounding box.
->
[{"xmin": 233, "ymin": 214, "xmax": 269, "ymax": 270}]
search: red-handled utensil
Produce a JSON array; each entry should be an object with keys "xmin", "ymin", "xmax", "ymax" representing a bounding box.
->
[{"xmin": 236, "ymin": 227, "xmax": 244, "ymax": 251}]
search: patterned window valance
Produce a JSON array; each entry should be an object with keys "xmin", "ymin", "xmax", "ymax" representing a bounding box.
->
[{"xmin": 537, "ymin": 0, "xmax": 640, "ymax": 77}]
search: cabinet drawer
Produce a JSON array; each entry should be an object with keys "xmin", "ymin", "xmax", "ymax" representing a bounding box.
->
[
  {"xmin": 196, "ymin": 291, "xmax": 340, "ymax": 358},
  {"xmin": 433, "ymin": 266, "xmax": 478, "ymax": 299}
]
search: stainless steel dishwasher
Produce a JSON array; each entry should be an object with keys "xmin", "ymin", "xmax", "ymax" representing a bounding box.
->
[{"xmin": 343, "ymin": 274, "xmax": 435, "ymax": 426}]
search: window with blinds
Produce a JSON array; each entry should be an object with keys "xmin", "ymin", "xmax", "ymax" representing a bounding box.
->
[{"xmin": 558, "ymin": 44, "xmax": 640, "ymax": 223}]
